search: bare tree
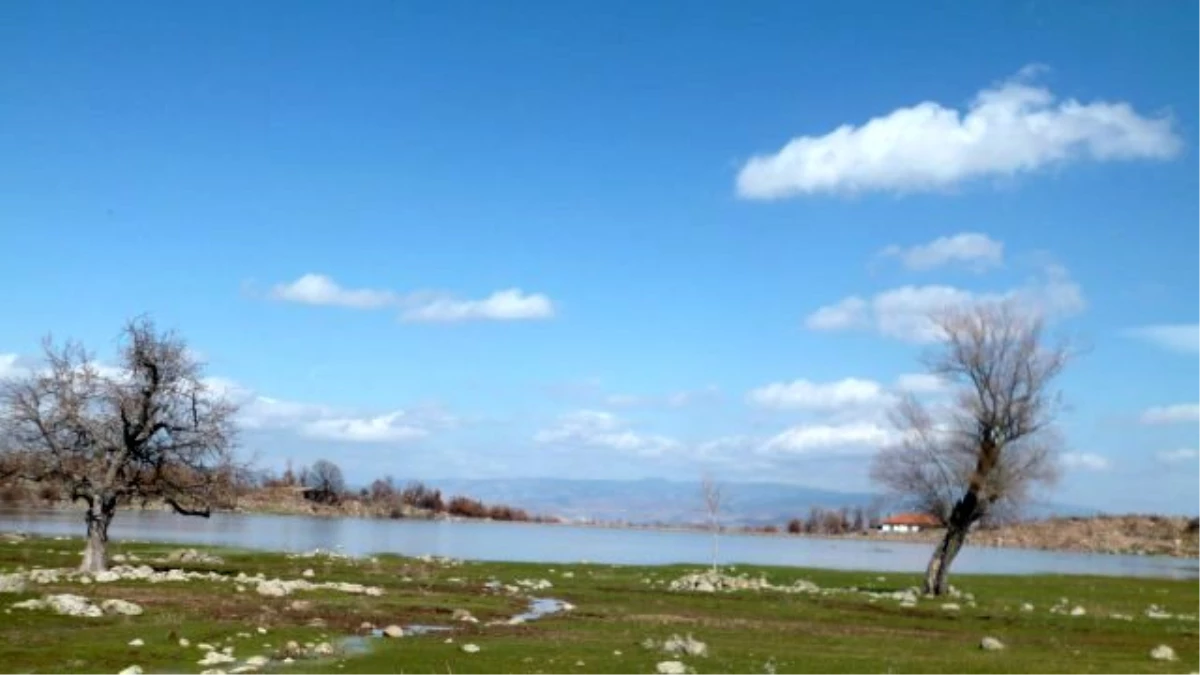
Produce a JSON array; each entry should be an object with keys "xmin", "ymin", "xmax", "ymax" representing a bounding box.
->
[
  {"xmin": 303, "ymin": 459, "xmax": 345, "ymax": 504},
  {"xmin": 0, "ymin": 318, "xmax": 239, "ymax": 572},
  {"xmin": 700, "ymin": 473, "xmax": 723, "ymax": 573},
  {"xmin": 870, "ymin": 302, "xmax": 1068, "ymax": 595}
]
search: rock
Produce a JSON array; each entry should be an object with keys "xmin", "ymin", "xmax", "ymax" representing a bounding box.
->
[
  {"xmin": 166, "ymin": 548, "xmax": 224, "ymax": 565},
  {"xmin": 198, "ymin": 643, "xmax": 216, "ymax": 652},
  {"xmin": 235, "ymin": 585, "xmax": 245, "ymax": 593},
  {"xmin": 200, "ymin": 670, "xmax": 227, "ymax": 675},
  {"xmin": 382, "ymin": 625, "xmax": 404, "ymax": 638},
  {"xmin": 118, "ymin": 666, "xmax": 143, "ymax": 675},
  {"xmin": 1020, "ymin": 603, "xmax": 1034, "ymax": 612},
  {"xmin": 10, "ymin": 599, "xmax": 47, "ymax": 611},
  {"xmin": 941, "ymin": 603, "xmax": 960, "ymax": 612},
  {"xmin": 662, "ymin": 634, "xmax": 708, "ymax": 658},
  {"xmin": 656, "ymin": 661, "xmax": 688, "ymax": 674},
  {"xmin": 244, "ymin": 656, "xmax": 270, "ymax": 667},
  {"xmin": 128, "ymin": 639, "xmax": 144, "ymax": 647},
  {"xmin": 198, "ymin": 651, "xmax": 236, "ymax": 666},
  {"xmin": 79, "ymin": 576, "xmax": 93, "ymax": 584},
  {"xmin": 0, "ymin": 574, "xmax": 27, "ymax": 593},
  {"xmin": 1069, "ymin": 606, "xmax": 1086, "ymax": 617},
  {"xmin": 301, "ymin": 568, "xmax": 315, "ymax": 578},
  {"xmin": 95, "ymin": 571, "xmax": 121, "ymax": 583},
  {"xmin": 282, "ymin": 658, "xmax": 294, "ymax": 664},
  {"xmin": 255, "ymin": 581, "xmax": 288, "ymax": 597},
  {"xmin": 980, "ymin": 637, "xmax": 1005, "ymax": 651},
  {"xmin": 256, "ymin": 627, "xmax": 268, "ymax": 635},
  {"xmin": 312, "ymin": 642, "xmax": 335, "ymax": 656},
  {"xmin": 45, "ymin": 594, "xmax": 103, "ymax": 617},
  {"xmin": 452, "ymin": 609, "xmax": 475, "ymax": 622},
  {"xmin": 222, "ymin": 647, "xmax": 234, "ymax": 655},
  {"xmin": 229, "ymin": 667, "xmax": 257, "ymax": 674},
  {"xmin": 180, "ymin": 638, "xmax": 191, "ymax": 647},
  {"xmin": 1150, "ymin": 645, "xmax": 1177, "ymax": 662},
  {"xmin": 461, "ymin": 643, "xmax": 481, "ymax": 654},
  {"xmin": 288, "ymin": 600, "xmax": 311, "ymax": 612},
  {"xmin": 101, "ymin": 599, "xmax": 144, "ymax": 616}
]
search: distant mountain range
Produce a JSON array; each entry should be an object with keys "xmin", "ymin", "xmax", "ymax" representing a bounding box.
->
[{"xmin": 409, "ymin": 477, "xmax": 1096, "ymax": 526}]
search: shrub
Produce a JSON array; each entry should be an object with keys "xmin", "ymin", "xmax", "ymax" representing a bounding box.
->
[{"xmin": 447, "ymin": 495, "xmax": 487, "ymax": 518}]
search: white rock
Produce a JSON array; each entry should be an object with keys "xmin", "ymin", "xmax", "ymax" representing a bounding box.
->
[
  {"xmin": 45, "ymin": 594, "xmax": 103, "ymax": 617},
  {"xmin": 118, "ymin": 666, "xmax": 143, "ymax": 675},
  {"xmin": 101, "ymin": 599, "xmax": 143, "ymax": 616},
  {"xmin": 0, "ymin": 574, "xmax": 28, "ymax": 593},
  {"xmin": 941, "ymin": 603, "xmax": 960, "ymax": 612},
  {"xmin": 229, "ymin": 666, "xmax": 257, "ymax": 674},
  {"xmin": 244, "ymin": 656, "xmax": 270, "ymax": 667},
  {"xmin": 255, "ymin": 581, "xmax": 288, "ymax": 597},
  {"xmin": 980, "ymin": 637, "xmax": 1005, "ymax": 651},
  {"xmin": 1070, "ymin": 606, "xmax": 1086, "ymax": 617},
  {"xmin": 1150, "ymin": 644, "xmax": 1177, "ymax": 661},
  {"xmin": 312, "ymin": 642, "xmax": 335, "ymax": 656},
  {"xmin": 128, "ymin": 639, "xmax": 144, "ymax": 647},
  {"xmin": 662, "ymin": 634, "xmax": 707, "ymax": 658},
  {"xmin": 656, "ymin": 661, "xmax": 688, "ymax": 674},
  {"xmin": 461, "ymin": 643, "xmax": 481, "ymax": 654},
  {"xmin": 95, "ymin": 571, "xmax": 120, "ymax": 583},
  {"xmin": 198, "ymin": 651, "xmax": 236, "ymax": 666},
  {"xmin": 200, "ymin": 670, "xmax": 227, "ymax": 675},
  {"xmin": 256, "ymin": 627, "xmax": 268, "ymax": 635},
  {"xmin": 382, "ymin": 625, "xmax": 404, "ymax": 638},
  {"xmin": 197, "ymin": 643, "xmax": 216, "ymax": 652},
  {"xmin": 301, "ymin": 569, "xmax": 315, "ymax": 578},
  {"xmin": 1020, "ymin": 603, "xmax": 1034, "ymax": 612}
]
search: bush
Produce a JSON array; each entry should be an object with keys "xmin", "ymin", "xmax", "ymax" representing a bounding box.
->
[
  {"xmin": 786, "ymin": 518, "xmax": 803, "ymax": 534},
  {"xmin": 447, "ymin": 496, "xmax": 487, "ymax": 518},
  {"xmin": 400, "ymin": 482, "xmax": 444, "ymax": 512}
]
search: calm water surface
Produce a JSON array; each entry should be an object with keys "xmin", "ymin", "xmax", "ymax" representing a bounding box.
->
[{"xmin": 1, "ymin": 510, "xmax": 1195, "ymax": 580}]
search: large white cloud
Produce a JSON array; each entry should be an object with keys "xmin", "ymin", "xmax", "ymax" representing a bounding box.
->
[
  {"xmin": 806, "ymin": 264, "xmax": 1085, "ymax": 343},
  {"xmin": 748, "ymin": 378, "xmax": 887, "ymax": 410},
  {"xmin": 1126, "ymin": 324, "xmax": 1199, "ymax": 355},
  {"xmin": 760, "ymin": 422, "xmax": 893, "ymax": 456},
  {"xmin": 1140, "ymin": 403, "xmax": 1200, "ymax": 425},
  {"xmin": 736, "ymin": 67, "xmax": 1181, "ymax": 198},
  {"xmin": 1156, "ymin": 448, "xmax": 1198, "ymax": 464},
  {"xmin": 534, "ymin": 410, "xmax": 679, "ymax": 456},
  {"xmin": 267, "ymin": 274, "xmax": 555, "ymax": 322},
  {"xmin": 879, "ymin": 233, "xmax": 1004, "ymax": 272}
]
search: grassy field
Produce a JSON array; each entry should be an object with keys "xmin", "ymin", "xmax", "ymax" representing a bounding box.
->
[{"xmin": 0, "ymin": 535, "xmax": 1195, "ymax": 674}]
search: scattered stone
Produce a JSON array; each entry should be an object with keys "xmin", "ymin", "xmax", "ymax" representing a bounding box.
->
[
  {"xmin": 358, "ymin": 622, "xmax": 374, "ymax": 632},
  {"xmin": 128, "ymin": 639, "xmax": 144, "ymax": 647},
  {"xmin": 668, "ymin": 570, "xmax": 819, "ymax": 594},
  {"xmin": 197, "ymin": 643, "xmax": 216, "ymax": 652},
  {"xmin": 235, "ymin": 585, "xmax": 246, "ymax": 593},
  {"xmin": 656, "ymin": 661, "xmax": 689, "ymax": 674},
  {"xmin": 95, "ymin": 571, "xmax": 121, "ymax": 583},
  {"xmin": 313, "ymin": 642, "xmax": 335, "ymax": 656},
  {"xmin": 255, "ymin": 581, "xmax": 288, "ymax": 597},
  {"xmin": 200, "ymin": 669, "xmax": 226, "ymax": 675},
  {"xmin": 980, "ymin": 637, "xmax": 1005, "ymax": 651},
  {"xmin": 165, "ymin": 548, "xmax": 225, "ymax": 565},
  {"xmin": 197, "ymin": 651, "xmax": 236, "ymax": 666},
  {"xmin": 256, "ymin": 627, "xmax": 267, "ymax": 635},
  {"xmin": 0, "ymin": 574, "xmax": 28, "ymax": 594},
  {"xmin": 941, "ymin": 603, "xmax": 960, "ymax": 612},
  {"xmin": 118, "ymin": 666, "xmax": 143, "ymax": 675},
  {"xmin": 288, "ymin": 600, "xmax": 311, "ymax": 612},
  {"xmin": 613, "ymin": 650, "xmax": 622, "ymax": 656},
  {"xmin": 1150, "ymin": 645, "xmax": 1177, "ymax": 662},
  {"xmin": 461, "ymin": 643, "xmax": 480, "ymax": 654},
  {"xmin": 180, "ymin": 638, "xmax": 191, "ymax": 648},
  {"xmin": 1020, "ymin": 603, "xmax": 1034, "ymax": 612},
  {"xmin": 79, "ymin": 576, "xmax": 93, "ymax": 585},
  {"xmin": 101, "ymin": 599, "xmax": 144, "ymax": 616},
  {"xmin": 662, "ymin": 634, "xmax": 708, "ymax": 658},
  {"xmin": 282, "ymin": 658, "xmax": 294, "ymax": 664},
  {"xmin": 382, "ymin": 625, "xmax": 404, "ymax": 638},
  {"xmin": 1070, "ymin": 606, "xmax": 1086, "ymax": 617},
  {"xmin": 301, "ymin": 569, "xmax": 314, "ymax": 578},
  {"xmin": 1145, "ymin": 605, "xmax": 1172, "ymax": 620},
  {"xmin": 229, "ymin": 666, "xmax": 257, "ymax": 674},
  {"xmin": 307, "ymin": 618, "xmax": 327, "ymax": 628},
  {"xmin": 244, "ymin": 656, "xmax": 270, "ymax": 667}
]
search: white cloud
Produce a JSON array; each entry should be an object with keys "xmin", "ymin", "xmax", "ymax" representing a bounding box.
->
[
  {"xmin": 1127, "ymin": 324, "xmax": 1199, "ymax": 355},
  {"xmin": 267, "ymin": 274, "xmax": 555, "ymax": 323},
  {"xmin": 270, "ymin": 274, "xmax": 397, "ymax": 309},
  {"xmin": 760, "ymin": 422, "xmax": 893, "ymax": 455},
  {"xmin": 400, "ymin": 289, "xmax": 555, "ymax": 323},
  {"xmin": 807, "ymin": 264, "xmax": 1085, "ymax": 343},
  {"xmin": 0, "ymin": 354, "xmax": 28, "ymax": 380},
  {"xmin": 534, "ymin": 410, "xmax": 679, "ymax": 456},
  {"xmin": 1156, "ymin": 448, "xmax": 1198, "ymax": 464},
  {"xmin": 1140, "ymin": 403, "xmax": 1200, "ymax": 425},
  {"xmin": 1061, "ymin": 452, "xmax": 1111, "ymax": 471},
  {"xmin": 748, "ymin": 378, "xmax": 887, "ymax": 410},
  {"xmin": 893, "ymin": 373, "xmax": 948, "ymax": 394},
  {"xmin": 605, "ymin": 386, "xmax": 721, "ymax": 409},
  {"xmin": 201, "ymin": 376, "xmax": 446, "ymax": 444},
  {"xmin": 879, "ymin": 233, "xmax": 1004, "ymax": 272},
  {"xmin": 804, "ymin": 296, "xmax": 869, "ymax": 331},
  {"xmin": 736, "ymin": 67, "xmax": 1181, "ymax": 198},
  {"xmin": 302, "ymin": 411, "xmax": 429, "ymax": 443}
]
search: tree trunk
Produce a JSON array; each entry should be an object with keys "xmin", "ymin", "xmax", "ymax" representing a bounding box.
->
[
  {"xmin": 80, "ymin": 505, "xmax": 112, "ymax": 573},
  {"xmin": 922, "ymin": 521, "xmax": 968, "ymax": 595}
]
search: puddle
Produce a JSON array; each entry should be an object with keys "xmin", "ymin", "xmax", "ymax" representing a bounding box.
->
[
  {"xmin": 368, "ymin": 624, "xmax": 454, "ymax": 637},
  {"xmin": 512, "ymin": 597, "xmax": 568, "ymax": 623}
]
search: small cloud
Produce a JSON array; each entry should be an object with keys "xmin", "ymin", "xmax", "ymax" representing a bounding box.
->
[
  {"xmin": 1140, "ymin": 403, "xmax": 1200, "ymax": 425},
  {"xmin": 533, "ymin": 410, "xmax": 678, "ymax": 456},
  {"xmin": 804, "ymin": 296, "xmax": 869, "ymax": 331},
  {"xmin": 302, "ymin": 411, "xmax": 429, "ymax": 443},
  {"xmin": 1061, "ymin": 452, "xmax": 1111, "ymax": 471},
  {"xmin": 736, "ymin": 67, "xmax": 1181, "ymax": 199},
  {"xmin": 879, "ymin": 233, "xmax": 1004, "ymax": 272},
  {"xmin": 1126, "ymin": 324, "xmax": 1199, "ymax": 355},
  {"xmin": 893, "ymin": 373, "xmax": 948, "ymax": 394},
  {"xmin": 748, "ymin": 378, "xmax": 887, "ymax": 410},
  {"xmin": 400, "ymin": 289, "xmax": 555, "ymax": 323},
  {"xmin": 1156, "ymin": 448, "xmax": 1198, "ymax": 464},
  {"xmin": 806, "ymin": 263, "xmax": 1085, "ymax": 343},
  {"xmin": 760, "ymin": 422, "xmax": 893, "ymax": 456},
  {"xmin": 269, "ymin": 274, "xmax": 397, "ymax": 309}
]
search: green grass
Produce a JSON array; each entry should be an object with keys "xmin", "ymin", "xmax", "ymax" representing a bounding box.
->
[{"xmin": 0, "ymin": 535, "xmax": 1195, "ymax": 673}]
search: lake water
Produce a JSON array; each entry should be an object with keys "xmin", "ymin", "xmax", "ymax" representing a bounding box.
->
[{"xmin": 1, "ymin": 510, "xmax": 1195, "ymax": 580}]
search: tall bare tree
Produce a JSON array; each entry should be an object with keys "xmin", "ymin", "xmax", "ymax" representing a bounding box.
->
[
  {"xmin": 0, "ymin": 318, "xmax": 239, "ymax": 572},
  {"xmin": 870, "ymin": 302, "xmax": 1069, "ymax": 595},
  {"xmin": 700, "ymin": 473, "xmax": 723, "ymax": 573},
  {"xmin": 303, "ymin": 459, "xmax": 345, "ymax": 504}
]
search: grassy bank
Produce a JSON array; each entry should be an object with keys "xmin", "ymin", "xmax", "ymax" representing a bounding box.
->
[{"xmin": 0, "ymin": 534, "xmax": 1196, "ymax": 674}]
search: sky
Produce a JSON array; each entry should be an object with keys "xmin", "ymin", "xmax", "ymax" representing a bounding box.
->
[{"xmin": 1, "ymin": 0, "xmax": 1197, "ymax": 514}]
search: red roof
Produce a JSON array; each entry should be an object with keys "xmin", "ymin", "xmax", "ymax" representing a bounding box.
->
[{"xmin": 882, "ymin": 513, "xmax": 941, "ymax": 527}]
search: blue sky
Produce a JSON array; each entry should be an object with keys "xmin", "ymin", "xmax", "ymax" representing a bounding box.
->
[{"xmin": 1, "ymin": 0, "xmax": 1196, "ymax": 513}]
